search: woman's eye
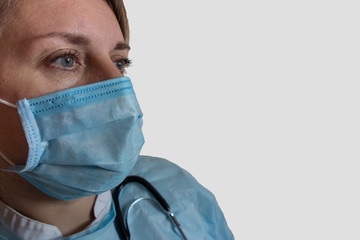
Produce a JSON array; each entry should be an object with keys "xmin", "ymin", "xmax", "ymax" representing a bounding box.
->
[
  {"xmin": 47, "ymin": 50, "xmax": 81, "ymax": 71},
  {"xmin": 51, "ymin": 55, "xmax": 76, "ymax": 68},
  {"xmin": 114, "ymin": 58, "xmax": 132, "ymax": 72}
]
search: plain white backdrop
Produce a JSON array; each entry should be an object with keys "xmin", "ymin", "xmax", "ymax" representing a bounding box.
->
[{"xmin": 125, "ymin": 1, "xmax": 359, "ymax": 239}]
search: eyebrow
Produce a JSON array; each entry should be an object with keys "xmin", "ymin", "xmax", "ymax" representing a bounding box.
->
[
  {"xmin": 30, "ymin": 32, "xmax": 131, "ymax": 50},
  {"xmin": 114, "ymin": 42, "xmax": 131, "ymax": 51},
  {"xmin": 31, "ymin": 32, "xmax": 91, "ymax": 45}
]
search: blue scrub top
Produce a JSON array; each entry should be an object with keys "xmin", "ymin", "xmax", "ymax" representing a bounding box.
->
[
  {"xmin": 113, "ymin": 155, "xmax": 234, "ymax": 240},
  {"xmin": 0, "ymin": 156, "xmax": 234, "ymax": 240}
]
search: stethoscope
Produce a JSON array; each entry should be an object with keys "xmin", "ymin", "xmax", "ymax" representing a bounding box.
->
[{"xmin": 113, "ymin": 176, "xmax": 188, "ymax": 240}]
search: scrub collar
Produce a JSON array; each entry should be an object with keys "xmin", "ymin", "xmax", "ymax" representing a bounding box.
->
[{"xmin": 0, "ymin": 191, "xmax": 112, "ymax": 240}]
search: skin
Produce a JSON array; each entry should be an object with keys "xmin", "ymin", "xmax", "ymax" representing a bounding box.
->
[{"xmin": 0, "ymin": 0, "xmax": 130, "ymax": 236}]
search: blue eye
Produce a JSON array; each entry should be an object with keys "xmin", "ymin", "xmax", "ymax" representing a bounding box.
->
[
  {"xmin": 52, "ymin": 56, "xmax": 76, "ymax": 68},
  {"xmin": 114, "ymin": 58, "xmax": 131, "ymax": 72},
  {"xmin": 48, "ymin": 49, "xmax": 81, "ymax": 71}
]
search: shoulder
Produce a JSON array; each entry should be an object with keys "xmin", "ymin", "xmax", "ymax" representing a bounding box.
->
[
  {"xmin": 132, "ymin": 155, "xmax": 184, "ymax": 172},
  {"xmin": 130, "ymin": 155, "xmax": 205, "ymax": 194},
  {"xmin": 131, "ymin": 155, "xmax": 190, "ymax": 178}
]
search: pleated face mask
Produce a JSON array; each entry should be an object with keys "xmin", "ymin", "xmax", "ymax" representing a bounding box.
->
[{"xmin": 0, "ymin": 77, "xmax": 144, "ymax": 200}]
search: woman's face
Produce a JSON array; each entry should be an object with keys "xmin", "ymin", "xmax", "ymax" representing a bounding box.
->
[{"xmin": 0, "ymin": 0, "xmax": 130, "ymax": 166}]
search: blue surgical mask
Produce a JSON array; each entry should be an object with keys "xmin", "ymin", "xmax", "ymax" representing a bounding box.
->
[{"xmin": 0, "ymin": 77, "xmax": 144, "ymax": 200}]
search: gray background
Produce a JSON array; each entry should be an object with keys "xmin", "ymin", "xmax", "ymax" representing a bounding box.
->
[{"xmin": 125, "ymin": 1, "xmax": 359, "ymax": 239}]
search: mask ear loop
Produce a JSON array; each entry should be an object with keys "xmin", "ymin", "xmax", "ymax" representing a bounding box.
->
[
  {"xmin": 0, "ymin": 150, "xmax": 15, "ymax": 167},
  {"xmin": 0, "ymin": 99, "xmax": 17, "ymax": 167},
  {"xmin": 0, "ymin": 99, "xmax": 17, "ymax": 108}
]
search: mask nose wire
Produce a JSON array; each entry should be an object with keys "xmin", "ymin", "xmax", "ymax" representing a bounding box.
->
[{"xmin": 0, "ymin": 99, "xmax": 17, "ymax": 108}]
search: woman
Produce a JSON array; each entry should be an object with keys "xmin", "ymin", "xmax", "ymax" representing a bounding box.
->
[{"xmin": 0, "ymin": 0, "xmax": 234, "ymax": 239}]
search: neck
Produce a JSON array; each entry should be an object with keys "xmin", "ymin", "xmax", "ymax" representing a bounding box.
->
[{"xmin": 0, "ymin": 171, "xmax": 96, "ymax": 237}]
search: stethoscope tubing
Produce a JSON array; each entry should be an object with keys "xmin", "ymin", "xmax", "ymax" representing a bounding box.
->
[{"xmin": 113, "ymin": 176, "xmax": 188, "ymax": 240}]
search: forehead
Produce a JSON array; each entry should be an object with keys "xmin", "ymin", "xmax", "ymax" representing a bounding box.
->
[{"xmin": 5, "ymin": 0, "xmax": 123, "ymax": 43}]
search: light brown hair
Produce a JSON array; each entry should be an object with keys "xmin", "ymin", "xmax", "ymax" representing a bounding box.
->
[{"xmin": 106, "ymin": 0, "xmax": 130, "ymax": 43}]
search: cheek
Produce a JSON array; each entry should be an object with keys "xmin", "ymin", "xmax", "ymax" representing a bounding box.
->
[
  {"xmin": 0, "ymin": 59, "xmax": 21, "ymax": 101},
  {"xmin": 0, "ymin": 51, "xmax": 74, "ymax": 101},
  {"xmin": 0, "ymin": 106, "xmax": 28, "ymax": 166},
  {"xmin": 0, "ymin": 56, "xmax": 39, "ymax": 101},
  {"xmin": 0, "ymin": 61, "xmax": 62, "ymax": 101}
]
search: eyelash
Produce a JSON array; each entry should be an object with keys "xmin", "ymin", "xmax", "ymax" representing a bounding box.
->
[{"xmin": 47, "ymin": 50, "xmax": 82, "ymax": 72}]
